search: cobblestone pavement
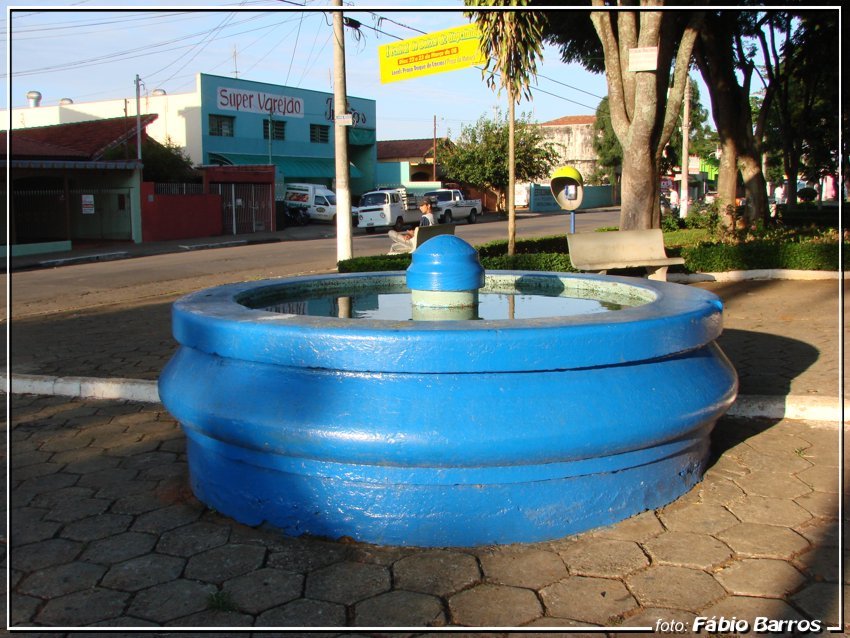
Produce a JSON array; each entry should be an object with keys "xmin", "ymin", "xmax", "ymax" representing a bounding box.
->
[
  {"xmin": 6, "ymin": 394, "xmax": 847, "ymax": 631},
  {"xmin": 694, "ymin": 279, "xmax": 846, "ymax": 399}
]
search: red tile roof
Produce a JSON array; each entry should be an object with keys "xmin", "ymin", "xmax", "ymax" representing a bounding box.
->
[
  {"xmin": 540, "ymin": 115, "xmax": 596, "ymax": 126},
  {"xmin": 1, "ymin": 133, "xmax": 88, "ymax": 159},
  {"xmin": 1, "ymin": 115, "xmax": 158, "ymax": 160},
  {"xmin": 377, "ymin": 138, "xmax": 441, "ymax": 161}
]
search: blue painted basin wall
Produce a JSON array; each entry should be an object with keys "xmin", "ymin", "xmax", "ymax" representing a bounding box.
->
[{"xmin": 158, "ymin": 271, "xmax": 738, "ymax": 547}]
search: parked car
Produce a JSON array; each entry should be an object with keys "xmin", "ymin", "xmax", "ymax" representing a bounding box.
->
[{"xmin": 283, "ymin": 183, "xmax": 338, "ymax": 223}]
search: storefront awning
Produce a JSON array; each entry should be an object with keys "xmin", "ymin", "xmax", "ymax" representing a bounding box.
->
[
  {"xmin": 209, "ymin": 153, "xmax": 362, "ymax": 179},
  {"xmin": 348, "ymin": 127, "xmax": 376, "ymax": 146},
  {"xmin": 4, "ymin": 159, "xmax": 143, "ymax": 170}
]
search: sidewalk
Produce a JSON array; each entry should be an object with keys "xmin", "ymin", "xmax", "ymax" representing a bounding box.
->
[
  {"xmin": 7, "ymin": 397, "xmax": 845, "ymax": 630},
  {"xmin": 4, "ymin": 228, "xmax": 847, "ymax": 630}
]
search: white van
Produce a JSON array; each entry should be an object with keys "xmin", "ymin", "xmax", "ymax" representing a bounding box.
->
[
  {"xmin": 355, "ymin": 188, "xmax": 420, "ymax": 233},
  {"xmin": 283, "ymin": 183, "xmax": 338, "ymax": 223}
]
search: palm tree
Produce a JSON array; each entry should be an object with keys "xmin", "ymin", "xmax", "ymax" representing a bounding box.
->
[{"xmin": 466, "ymin": 2, "xmax": 545, "ymax": 255}]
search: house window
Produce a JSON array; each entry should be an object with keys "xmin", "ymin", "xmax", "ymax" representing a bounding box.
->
[
  {"xmin": 264, "ymin": 120, "xmax": 286, "ymax": 140},
  {"xmin": 310, "ymin": 124, "xmax": 330, "ymax": 144},
  {"xmin": 209, "ymin": 114, "xmax": 235, "ymax": 137}
]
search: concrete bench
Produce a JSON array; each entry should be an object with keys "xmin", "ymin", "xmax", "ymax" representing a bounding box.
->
[
  {"xmin": 567, "ymin": 229, "xmax": 685, "ymax": 281},
  {"xmin": 389, "ymin": 223, "xmax": 455, "ymax": 254}
]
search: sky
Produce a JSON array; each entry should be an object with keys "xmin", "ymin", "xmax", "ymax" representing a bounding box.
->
[{"xmin": 3, "ymin": 2, "xmax": 611, "ymax": 141}]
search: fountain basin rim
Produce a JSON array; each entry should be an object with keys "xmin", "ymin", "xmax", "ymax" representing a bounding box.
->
[{"xmin": 171, "ymin": 270, "xmax": 724, "ymax": 374}]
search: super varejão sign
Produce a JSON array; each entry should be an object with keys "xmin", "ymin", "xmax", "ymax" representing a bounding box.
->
[
  {"xmin": 217, "ymin": 86, "xmax": 305, "ymax": 118},
  {"xmin": 378, "ymin": 23, "xmax": 485, "ymax": 84}
]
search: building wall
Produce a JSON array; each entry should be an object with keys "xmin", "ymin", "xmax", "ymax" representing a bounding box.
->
[
  {"xmin": 198, "ymin": 74, "xmax": 376, "ymax": 195},
  {"xmin": 9, "ymin": 167, "xmax": 144, "ymax": 244},
  {"xmin": 3, "ymin": 91, "xmax": 202, "ymax": 161},
  {"xmin": 540, "ymin": 122, "xmax": 598, "ymax": 180},
  {"xmin": 3, "ymin": 73, "xmax": 379, "ymax": 196}
]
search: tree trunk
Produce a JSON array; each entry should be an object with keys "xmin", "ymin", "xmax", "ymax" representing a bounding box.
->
[
  {"xmin": 508, "ymin": 94, "xmax": 516, "ymax": 256},
  {"xmin": 696, "ymin": 19, "xmax": 739, "ymax": 224},
  {"xmin": 620, "ymin": 142, "xmax": 659, "ymax": 230},
  {"xmin": 740, "ymin": 154, "xmax": 768, "ymax": 225},
  {"xmin": 716, "ymin": 136, "xmax": 738, "ymax": 227},
  {"xmin": 697, "ymin": 12, "xmax": 773, "ymax": 225},
  {"xmin": 590, "ymin": 8, "xmax": 700, "ymax": 231}
]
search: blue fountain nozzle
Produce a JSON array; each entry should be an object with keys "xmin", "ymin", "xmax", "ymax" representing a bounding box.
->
[{"xmin": 406, "ymin": 234, "xmax": 484, "ymax": 293}]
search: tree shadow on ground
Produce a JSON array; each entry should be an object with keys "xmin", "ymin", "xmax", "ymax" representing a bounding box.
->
[{"xmin": 716, "ymin": 327, "xmax": 822, "ymax": 396}]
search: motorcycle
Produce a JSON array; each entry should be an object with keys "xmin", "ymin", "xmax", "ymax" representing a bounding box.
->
[{"xmin": 281, "ymin": 204, "xmax": 310, "ymax": 227}]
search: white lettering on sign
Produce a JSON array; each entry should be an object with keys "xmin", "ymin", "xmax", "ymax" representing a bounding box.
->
[{"xmin": 217, "ymin": 87, "xmax": 304, "ymax": 118}]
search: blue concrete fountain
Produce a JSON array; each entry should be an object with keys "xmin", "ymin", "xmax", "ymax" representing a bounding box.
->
[{"xmin": 159, "ymin": 235, "xmax": 737, "ymax": 547}]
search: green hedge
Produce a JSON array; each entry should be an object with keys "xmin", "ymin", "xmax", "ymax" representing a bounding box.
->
[
  {"xmin": 338, "ymin": 234, "xmax": 847, "ymax": 274},
  {"xmin": 777, "ymin": 203, "xmax": 844, "ymax": 230},
  {"xmin": 337, "ymin": 254, "xmax": 412, "ymax": 273},
  {"xmin": 476, "ymin": 235, "xmax": 569, "ymax": 258},
  {"xmin": 681, "ymin": 240, "xmax": 845, "ymax": 272},
  {"xmin": 480, "ymin": 253, "xmax": 577, "ymax": 272}
]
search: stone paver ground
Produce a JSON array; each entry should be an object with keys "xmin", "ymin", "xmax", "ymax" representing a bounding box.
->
[{"xmin": 5, "ymin": 394, "xmax": 847, "ymax": 632}]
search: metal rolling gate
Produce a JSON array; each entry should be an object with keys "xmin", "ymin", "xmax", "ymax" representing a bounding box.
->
[{"xmin": 209, "ymin": 183, "xmax": 274, "ymax": 235}]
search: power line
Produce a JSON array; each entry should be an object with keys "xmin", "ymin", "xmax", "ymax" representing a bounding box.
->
[
  {"xmin": 284, "ymin": 10, "xmax": 304, "ymax": 85},
  {"xmin": 6, "ymin": 13, "xmax": 299, "ymax": 79},
  {"xmin": 9, "ymin": 6, "xmax": 607, "ymax": 118},
  {"xmin": 295, "ymin": 21, "xmax": 330, "ymax": 87},
  {"xmin": 9, "ymin": 11, "xmax": 200, "ymax": 35}
]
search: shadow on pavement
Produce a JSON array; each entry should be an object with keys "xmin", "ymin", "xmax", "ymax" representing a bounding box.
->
[
  {"xmin": 10, "ymin": 299, "xmax": 176, "ymax": 381},
  {"xmin": 716, "ymin": 328, "xmax": 820, "ymax": 397}
]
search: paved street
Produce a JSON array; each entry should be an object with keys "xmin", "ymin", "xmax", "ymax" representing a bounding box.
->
[
  {"xmin": 4, "ymin": 208, "xmax": 848, "ymax": 631},
  {"xmin": 7, "ymin": 210, "xmax": 618, "ymax": 320}
]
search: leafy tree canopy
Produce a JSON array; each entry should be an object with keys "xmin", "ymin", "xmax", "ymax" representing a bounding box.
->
[
  {"xmin": 103, "ymin": 135, "xmax": 198, "ymax": 183},
  {"xmin": 438, "ymin": 111, "xmax": 559, "ymax": 208},
  {"xmin": 589, "ymin": 97, "xmax": 621, "ymax": 186}
]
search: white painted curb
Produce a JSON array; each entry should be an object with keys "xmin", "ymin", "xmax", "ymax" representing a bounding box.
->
[
  {"xmin": 728, "ymin": 394, "xmax": 848, "ymax": 426},
  {"xmin": 669, "ymin": 269, "xmax": 848, "ymax": 283},
  {"xmin": 2, "ymin": 372, "xmax": 846, "ymax": 425},
  {"xmin": 2, "ymin": 373, "xmax": 159, "ymax": 403}
]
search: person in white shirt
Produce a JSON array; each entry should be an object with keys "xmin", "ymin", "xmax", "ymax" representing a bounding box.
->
[{"xmin": 388, "ymin": 198, "xmax": 437, "ymax": 253}]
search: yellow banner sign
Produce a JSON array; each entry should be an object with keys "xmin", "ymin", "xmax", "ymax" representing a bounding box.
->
[{"xmin": 379, "ymin": 23, "xmax": 485, "ymax": 84}]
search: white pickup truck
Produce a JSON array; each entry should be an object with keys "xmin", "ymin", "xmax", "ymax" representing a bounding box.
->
[
  {"xmin": 423, "ymin": 189, "xmax": 482, "ymax": 224},
  {"xmin": 355, "ymin": 188, "xmax": 420, "ymax": 233}
]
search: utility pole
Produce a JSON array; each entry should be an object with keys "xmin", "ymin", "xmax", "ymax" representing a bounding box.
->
[
  {"xmin": 679, "ymin": 74, "xmax": 690, "ymax": 219},
  {"xmin": 433, "ymin": 115, "xmax": 437, "ymax": 182},
  {"xmin": 332, "ymin": 0, "xmax": 352, "ymax": 262},
  {"xmin": 135, "ymin": 74, "xmax": 142, "ymax": 161}
]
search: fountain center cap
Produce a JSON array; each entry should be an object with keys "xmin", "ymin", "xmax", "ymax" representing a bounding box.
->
[{"xmin": 406, "ymin": 234, "xmax": 485, "ymax": 293}]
